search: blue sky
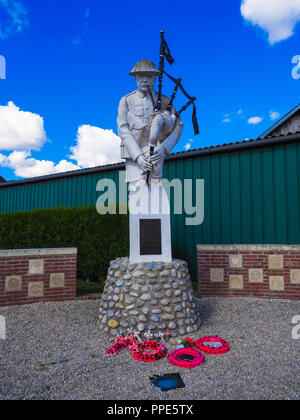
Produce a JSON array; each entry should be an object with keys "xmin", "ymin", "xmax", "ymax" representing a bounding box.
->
[{"xmin": 0, "ymin": 0, "xmax": 300, "ymax": 180}]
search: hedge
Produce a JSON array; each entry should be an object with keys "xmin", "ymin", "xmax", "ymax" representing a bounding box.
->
[{"xmin": 0, "ymin": 206, "xmax": 129, "ymax": 287}]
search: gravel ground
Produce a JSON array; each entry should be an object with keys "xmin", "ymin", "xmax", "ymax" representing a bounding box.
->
[{"xmin": 0, "ymin": 297, "xmax": 299, "ymax": 400}]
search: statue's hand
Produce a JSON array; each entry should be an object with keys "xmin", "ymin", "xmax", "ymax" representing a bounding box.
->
[
  {"xmin": 137, "ymin": 154, "xmax": 153, "ymax": 172},
  {"xmin": 149, "ymin": 147, "xmax": 167, "ymax": 166}
]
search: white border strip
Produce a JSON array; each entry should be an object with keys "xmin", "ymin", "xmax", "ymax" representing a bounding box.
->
[
  {"xmin": 197, "ymin": 244, "xmax": 300, "ymax": 252},
  {"xmin": 0, "ymin": 248, "xmax": 77, "ymax": 258}
]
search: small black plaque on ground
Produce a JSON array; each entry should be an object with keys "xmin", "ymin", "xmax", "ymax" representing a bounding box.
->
[
  {"xmin": 150, "ymin": 373, "xmax": 185, "ymax": 392},
  {"xmin": 140, "ymin": 219, "xmax": 162, "ymax": 255}
]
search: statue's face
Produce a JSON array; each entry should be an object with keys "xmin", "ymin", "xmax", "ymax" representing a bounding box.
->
[{"xmin": 135, "ymin": 74, "xmax": 156, "ymax": 93}]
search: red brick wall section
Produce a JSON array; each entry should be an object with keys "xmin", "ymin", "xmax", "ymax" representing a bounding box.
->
[
  {"xmin": 0, "ymin": 249, "xmax": 77, "ymax": 307},
  {"xmin": 197, "ymin": 245, "xmax": 300, "ymax": 300}
]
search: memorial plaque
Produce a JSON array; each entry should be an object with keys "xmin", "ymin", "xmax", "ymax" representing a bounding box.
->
[
  {"xmin": 50, "ymin": 273, "xmax": 65, "ymax": 288},
  {"xmin": 5, "ymin": 276, "xmax": 22, "ymax": 292},
  {"xmin": 140, "ymin": 219, "xmax": 162, "ymax": 255},
  {"xmin": 29, "ymin": 259, "xmax": 44, "ymax": 275},
  {"xmin": 28, "ymin": 282, "xmax": 44, "ymax": 298}
]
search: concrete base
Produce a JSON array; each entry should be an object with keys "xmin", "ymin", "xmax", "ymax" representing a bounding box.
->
[
  {"xmin": 99, "ymin": 257, "xmax": 201, "ymax": 339},
  {"xmin": 129, "ymin": 180, "xmax": 172, "ymax": 264}
]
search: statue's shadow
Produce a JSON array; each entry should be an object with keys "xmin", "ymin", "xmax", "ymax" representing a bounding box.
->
[{"xmin": 196, "ymin": 296, "xmax": 218, "ymax": 324}]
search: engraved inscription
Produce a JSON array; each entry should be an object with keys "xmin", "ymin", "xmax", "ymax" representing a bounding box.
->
[
  {"xmin": 29, "ymin": 260, "xmax": 44, "ymax": 275},
  {"xmin": 28, "ymin": 282, "xmax": 44, "ymax": 298},
  {"xmin": 5, "ymin": 276, "xmax": 22, "ymax": 292},
  {"xmin": 229, "ymin": 255, "xmax": 243, "ymax": 269},
  {"xmin": 269, "ymin": 255, "xmax": 283, "ymax": 270},
  {"xmin": 210, "ymin": 268, "xmax": 224, "ymax": 283},
  {"xmin": 229, "ymin": 275, "xmax": 244, "ymax": 290},
  {"xmin": 249, "ymin": 269, "xmax": 263, "ymax": 283},
  {"xmin": 290, "ymin": 270, "xmax": 300, "ymax": 284},
  {"xmin": 140, "ymin": 219, "xmax": 162, "ymax": 256},
  {"xmin": 270, "ymin": 276, "xmax": 285, "ymax": 291},
  {"xmin": 50, "ymin": 273, "xmax": 65, "ymax": 288}
]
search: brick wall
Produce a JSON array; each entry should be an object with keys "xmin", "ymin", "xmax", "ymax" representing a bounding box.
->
[
  {"xmin": 0, "ymin": 249, "xmax": 77, "ymax": 307},
  {"xmin": 198, "ymin": 245, "xmax": 300, "ymax": 300}
]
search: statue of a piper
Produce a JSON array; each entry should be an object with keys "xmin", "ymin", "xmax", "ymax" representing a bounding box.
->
[
  {"xmin": 98, "ymin": 32, "xmax": 202, "ymax": 338},
  {"xmin": 117, "ymin": 58, "xmax": 183, "ymax": 184},
  {"xmin": 117, "ymin": 31, "xmax": 199, "ymax": 186}
]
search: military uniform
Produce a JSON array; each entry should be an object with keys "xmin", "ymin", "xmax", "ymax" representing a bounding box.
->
[
  {"xmin": 117, "ymin": 89, "xmax": 182, "ymax": 182},
  {"xmin": 117, "ymin": 59, "xmax": 183, "ymax": 183}
]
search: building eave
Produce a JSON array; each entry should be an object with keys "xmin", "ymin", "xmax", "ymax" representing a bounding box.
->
[
  {"xmin": 259, "ymin": 103, "xmax": 300, "ymax": 138},
  {"xmin": 1, "ymin": 131, "xmax": 300, "ymax": 189}
]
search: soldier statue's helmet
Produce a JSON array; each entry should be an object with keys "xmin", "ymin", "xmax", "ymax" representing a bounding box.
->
[{"xmin": 129, "ymin": 59, "xmax": 161, "ymax": 76}]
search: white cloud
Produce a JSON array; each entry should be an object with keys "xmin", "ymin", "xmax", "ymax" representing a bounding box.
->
[
  {"xmin": 0, "ymin": 0, "xmax": 29, "ymax": 39},
  {"xmin": 241, "ymin": 0, "xmax": 300, "ymax": 44},
  {"xmin": 0, "ymin": 121, "xmax": 123, "ymax": 179},
  {"xmin": 248, "ymin": 116, "xmax": 263, "ymax": 125},
  {"xmin": 0, "ymin": 101, "xmax": 47, "ymax": 152},
  {"xmin": 0, "ymin": 151, "xmax": 80, "ymax": 178},
  {"xmin": 270, "ymin": 111, "xmax": 280, "ymax": 121},
  {"xmin": 0, "ymin": 102, "xmax": 122, "ymax": 179},
  {"xmin": 0, "ymin": 101, "xmax": 81, "ymax": 178},
  {"xmin": 69, "ymin": 125, "xmax": 122, "ymax": 168},
  {"xmin": 183, "ymin": 141, "xmax": 193, "ymax": 151},
  {"xmin": 71, "ymin": 7, "xmax": 91, "ymax": 46},
  {"xmin": 222, "ymin": 109, "xmax": 243, "ymax": 123}
]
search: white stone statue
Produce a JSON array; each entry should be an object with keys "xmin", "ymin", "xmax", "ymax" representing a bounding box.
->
[
  {"xmin": 98, "ymin": 51, "xmax": 202, "ymax": 340},
  {"xmin": 117, "ymin": 59, "xmax": 183, "ymax": 184},
  {"xmin": 117, "ymin": 60, "xmax": 183, "ymax": 264}
]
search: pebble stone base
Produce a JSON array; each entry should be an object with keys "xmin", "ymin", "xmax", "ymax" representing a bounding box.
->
[{"xmin": 99, "ymin": 257, "xmax": 201, "ymax": 339}]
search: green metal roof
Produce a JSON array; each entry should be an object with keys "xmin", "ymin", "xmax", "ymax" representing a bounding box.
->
[{"xmin": 1, "ymin": 131, "xmax": 300, "ymax": 188}]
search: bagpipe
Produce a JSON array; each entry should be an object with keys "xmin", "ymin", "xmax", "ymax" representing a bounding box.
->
[
  {"xmin": 146, "ymin": 31, "xmax": 199, "ymax": 184},
  {"xmin": 152, "ymin": 30, "xmax": 199, "ymax": 136}
]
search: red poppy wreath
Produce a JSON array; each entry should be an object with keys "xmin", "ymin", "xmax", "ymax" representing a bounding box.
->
[
  {"xmin": 130, "ymin": 340, "xmax": 167, "ymax": 362},
  {"xmin": 168, "ymin": 348, "xmax": 205, "ymax": 369},
  {"xmin": 195, "ymin": 336, "xmax": 230, "ymax": 355},
  {"xmin": 106, "ymin": 336, "xmax": 139, "ymax": 357}
]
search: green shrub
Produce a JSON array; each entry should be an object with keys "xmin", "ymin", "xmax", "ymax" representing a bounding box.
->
[
  {"xmin": 0, "ymin": 206, "xmax": 129, "ymax": 288},
  {"xmin": 77, "ymin": 280, "xmax": 103, "ymax": 296}
]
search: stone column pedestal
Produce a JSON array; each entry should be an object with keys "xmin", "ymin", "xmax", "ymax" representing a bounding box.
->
[{"xmin": 99, "ymin": 257, "xmax": 201, "ymax": 339}]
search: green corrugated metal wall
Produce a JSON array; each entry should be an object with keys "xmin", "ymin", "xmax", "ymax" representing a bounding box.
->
[{"xmin": 0, "ymin": 140, "xmax": 300, "ymax": 282}]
